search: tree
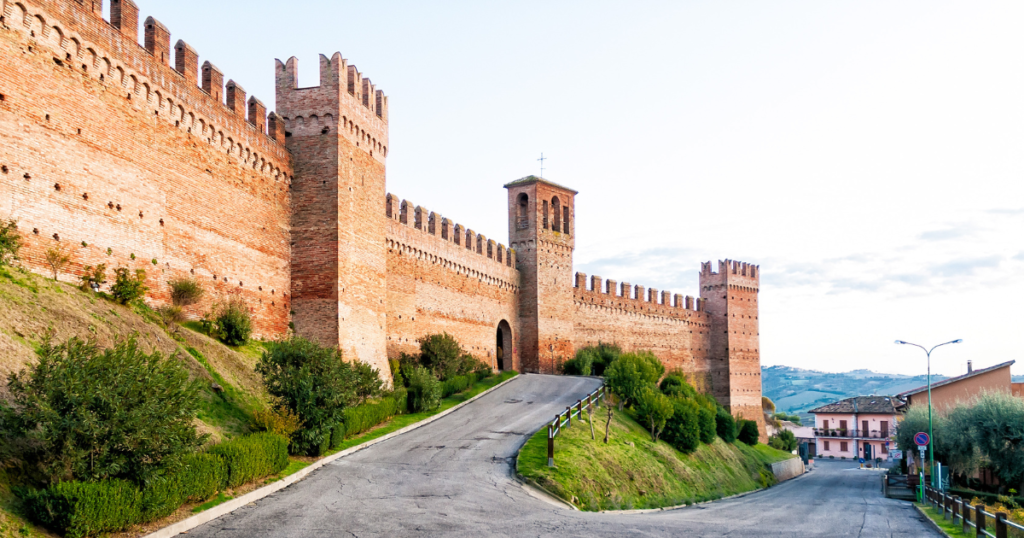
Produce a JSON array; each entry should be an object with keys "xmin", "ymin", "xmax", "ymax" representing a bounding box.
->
[
  {"xmin": 604, "ymin": 351, "xmax": 665, "ymax": 409},
  {"xmin": 256, "ymin": 337, "xmax": 357, "ymax": 455},
  {"xmin": 0, "ymin": 336, "xmax": 204, "ymax": 486},
  {"xmin": 635, "ymin": 386, "xmax": 674, "ymax": 442},
  {"xmin": 659, "ymin": 370, "xmax": 697, "ymax": 399},
  {"xmin": 406, "ymin": 366, "xmax": 441, "ymax": 412},
  {"xmin": 352, "ymin": 360, "xmax": 384, "ymax": 404},
  {"xmin": 44, "ymin": 244, "xmax": 71, "ymax": 281},
  {"xmin": 968, "ymin": 391, "xmax": 1024, "ymax": 488},
  {"xmin": 0, "ymin": 219, "xmax": 21, "ymax": 267},
  {"xmin": 769, "ymin": 429, "xmax": 798, "ymax": 452}
]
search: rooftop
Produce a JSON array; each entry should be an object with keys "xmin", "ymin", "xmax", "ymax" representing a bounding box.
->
[
  {"xmin": 503, "ymin": 175, "xmax": 579, "ymax": 194},
  {"xmin": 808, "ymin": 395, "xmax": 898, "ymax": 415},
  {"xmin": 897, "ymin": 360, "xmax": 1015, "ymax": 398}
]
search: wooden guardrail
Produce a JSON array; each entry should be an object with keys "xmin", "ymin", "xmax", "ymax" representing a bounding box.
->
[
  {"xmin": 924, "ymin": 485, "xmax": 1024, "ymax": 538},
  {"xmin": 546, "ymin": 385, "xmax": 606, "ymax": 467}
]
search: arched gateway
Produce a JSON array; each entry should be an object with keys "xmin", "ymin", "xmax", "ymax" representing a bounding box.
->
[{"xmin": 496, "ymin": 320, "xmax": 513, "ymax": 371}]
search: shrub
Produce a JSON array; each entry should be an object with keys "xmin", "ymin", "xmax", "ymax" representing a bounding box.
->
[
  {"xmin": 156, "ymin": 304, "xmax": 185, "ymax": 324},
  {"xmin": 343, "ymin": 388, "xmax": 407, "ymax": 438},
  {"xmin": 583, "ymin": 342, "xmax": 621, "ymax": 376},
  {"xmin": 110, "ymin": 266, "xmax": 148, "ymax": 304},
  {"xmin": 251, "ymin": 407, "xmax": 304, "ymax": 440},
  {"xmin": 353, "ymin": 360, "xmax": 385, "ymax": 404},
  {"xmin": 79, "ymin": 263, "xmax": 107, "ymax": 292},
  {"xmin": 256, "ymin": 337, "xmax": 356, "ymax": 456},
  {"xmin": 176, "ymin": 452, "xmax": 228, "ymax": 502},
  {"xmin": 635, "ymin": 386, "xmax": 674, "ymax": 442},
  {"xmin": 1, "ymin": 336, "xmax": 203, "ymax": 485},
  {"xmin": 44, "ymin": 244, "xmax": 71, "ymax": 281},
  {"xmin": 697, "ymin": 405, "xmax": 716, "ymax": 444},
  {"xmin": 440, "ymin": 373, "xmax": 477, "ymax": 398},
  {"xmin": 659, "ymin": 371, "xmax": 697, "ymax": 399},
  {"xmin": 24, "ymin": 479, "xmax": 142, "ymax": 538},
  {"xmin": 769, "ymin": 429, "xmax": 798, "ymax": 452},
  {"xmin": 561, "ymin": 349, "xmax": 594, "ymax": 376},
  {"xmin": 215, "ymin": 297, "xmax": 252, "ymax": 346},
  {"xmin": 664, "ymin": 398, "xmax": 701, "ymax": 453},
  {"xmin": 0, "ymin": 219, "xmax": 21, "ymax": 266},
  {"xmin": 715, "ymin": 407, "xmax": 737, "ymax": 443},
  {"xmin": 169, "ymin": 277, "xmax": 205, "ymax": 307},
  {"xmin": 407, "ymin": 366, "xmax": 442, "ymax": 412},
  {"xmin": 389, "ymin": 358, "xmax": 404, "ymax": 388},
  {"xmin": 738, "ymin": 419, "xmax": 760, "ymax": 446},
  {"xmin": 417, "ymin": 332, "xmax": 465, "ymax": 381},
  {"xmin": 604, "ymin": 351, "xmax": 664, "ymax": 408},
  {"xmin": 330, "ymin": 422, "xmax": 347, "ymax": 450},
  {"xmin": 208, "ymin": 433, "xmax": 289, "ymax": 488}
]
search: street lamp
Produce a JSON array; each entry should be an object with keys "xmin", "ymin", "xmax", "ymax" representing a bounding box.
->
[{"xmin": 895, "ymin": 338, "xmax": 963, "ymax": 490}]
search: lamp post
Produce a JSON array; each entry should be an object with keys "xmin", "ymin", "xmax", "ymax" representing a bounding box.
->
[{"xmin": 895, "ymin": 339, "xmax": 962, "ymax": 489}]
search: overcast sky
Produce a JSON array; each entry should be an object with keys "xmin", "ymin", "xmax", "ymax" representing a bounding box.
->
[{"xmin": 147, "ymin": 0, "xmax": 1023, "ymax": 377}]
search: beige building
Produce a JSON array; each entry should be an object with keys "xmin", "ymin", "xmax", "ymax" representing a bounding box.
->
[{"xmin": 898, "ymin": 360, "xmax": 1017, "ymax": 412}]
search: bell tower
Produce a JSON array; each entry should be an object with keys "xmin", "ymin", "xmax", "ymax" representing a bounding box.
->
[{"xmin": 505, "ymin": 176, "xmax": 577, "ymax": 373}]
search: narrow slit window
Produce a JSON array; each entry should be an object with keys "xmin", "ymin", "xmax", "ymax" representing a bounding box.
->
[
  {"xmin": 542, "ymin": 200, "xmax": 549, "ymax": 229},
  {"xmin": 552, "ymin": 196, "xmax": 561, "ymax": 232}
]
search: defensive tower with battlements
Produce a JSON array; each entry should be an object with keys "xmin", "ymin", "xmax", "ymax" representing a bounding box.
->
[{"xmin": 0, "ymin": 0, "xmax": 764, "ymax": 437}]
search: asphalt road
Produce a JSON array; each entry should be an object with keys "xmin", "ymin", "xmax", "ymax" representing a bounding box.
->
[{"xmin": 189, "ymin": 374, "xmax": 938, "ymax": 537}]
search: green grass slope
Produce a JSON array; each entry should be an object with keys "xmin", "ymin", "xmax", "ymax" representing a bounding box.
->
[{"xmin": 518, "ymin": 406, "xmax": 795, "ymax": 511}]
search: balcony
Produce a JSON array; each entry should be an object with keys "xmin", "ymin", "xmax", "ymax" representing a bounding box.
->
[{"xmin": 813, "ymin": 428, "xmax": 891, "ymax": 439}]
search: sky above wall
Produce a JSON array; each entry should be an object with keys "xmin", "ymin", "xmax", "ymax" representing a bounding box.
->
[{"xmin": 150, "ymin": 0, "xmax": 1024, "ymax": 377}]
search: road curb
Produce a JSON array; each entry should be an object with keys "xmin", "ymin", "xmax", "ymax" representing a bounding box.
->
[
  {"xmin": 142, "ymin": 373, "xmax": 521, "ymax": 538},
  {"xmin": 914, "ymin": 504, "xmax": 954, "ymax": 538}
]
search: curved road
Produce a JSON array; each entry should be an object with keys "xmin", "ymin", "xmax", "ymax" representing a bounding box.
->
[{"xmin": 190, "ymin": 375, "xmax": 938, "ymax": 537}]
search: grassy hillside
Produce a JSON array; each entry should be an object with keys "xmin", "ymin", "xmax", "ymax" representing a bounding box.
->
[
  {"xmin": 0, "ymin": 266, "xmax": 271, "ymax": 537},
  {"xmin": 518, "ymin": 406, "xmax": 794, "ymax": 511}
]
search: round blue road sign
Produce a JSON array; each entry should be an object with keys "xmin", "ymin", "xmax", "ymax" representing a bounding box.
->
[{"xmin": 914, "ymin": 432, "xmax": 930, "ymax": 447}]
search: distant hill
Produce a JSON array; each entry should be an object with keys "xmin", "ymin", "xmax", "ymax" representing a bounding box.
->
[{"xmin": 762, "ymin": 365, "xmax": 946, "ymax": 422}]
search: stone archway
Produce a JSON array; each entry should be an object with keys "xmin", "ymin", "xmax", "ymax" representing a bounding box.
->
[{"xmin": 496, "ymin": 320, "xmax": 513, "ymax": 371}]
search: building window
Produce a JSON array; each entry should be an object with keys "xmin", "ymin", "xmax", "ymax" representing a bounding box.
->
[
  {"xmin": 516, "ymin": 193, "xmax": 529, "ymax": 230},
  {"xmin": 840, "ymin": 441, "xmax": 848, "ymax": 452},
  {"xmin": 552, "ymin": 196, "xmax": 561, "ymax": 232},
  {"xmin": 542, "ymin": 200, "xmax": 549, "ymax": 229},
  {"xmin": 824, "ymin": 440, "xmax": 830, "ymax": 451},
  {"xmin": 563, "ymin": 206, "xmax": 570, "ymax": 236}
]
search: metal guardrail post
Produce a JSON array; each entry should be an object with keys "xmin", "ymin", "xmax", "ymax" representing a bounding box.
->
[
  {"xmin": 566, "ymin": 407, "xmax": 571, "ymax": 428},
  {"xmin": 996, "ymin": 512, "xmax": 1008, "ymax": 538},
  {"xmin": 976, "ymin": 504, "xmax": 985, "ymax": 538},
  {"xmin": 547, "ymin": 424, "xmax": 555, "ymax": 467}
]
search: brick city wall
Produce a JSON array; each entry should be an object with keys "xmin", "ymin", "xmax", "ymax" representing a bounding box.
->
[
  {"xmin": 0, "ymin": 0, "xmax": 292, "ymax": 336},
  {"xmin": 385, "ymin": 194, "xmax": 520, "ymax": 371},
  {"xmin": 571, "ymin": 273, "xmax": 716, "ymax": 391}
]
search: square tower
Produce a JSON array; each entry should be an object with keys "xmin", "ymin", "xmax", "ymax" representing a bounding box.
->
[
  {"xmin": 505, "ymin": 176, "xmax": 577, "ymax": 373},
  {"xmin": 699, "ymin": 260, "xmax": 764, "ymax": 439},
  {"xmin": 276, "ymin": 54, "xmax": 391, "ymax": 380}
]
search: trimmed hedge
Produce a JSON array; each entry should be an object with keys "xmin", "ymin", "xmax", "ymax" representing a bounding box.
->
[
  {"xmin": 25, "ymin": 479, "xmax": 142, "ymax": 538},
  {"xmin": 209, "ymin": 432, "xmax": 289, "ymax": 488},
  {"xmin": 440, "ymin": 373, "xmax": 479, "ymax": 398},
  {"xmin": 343, "ymin": 388, "xmax": 407, "ymax": 438},
  {"xmin": 330, "ymin": 422, "xmax": 347, "ymax": 450}
]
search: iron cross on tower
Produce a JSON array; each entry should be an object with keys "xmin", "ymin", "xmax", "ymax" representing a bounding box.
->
[{"xmin": 538, "ymin": 153, "xmax": 547, "ymax": 177}]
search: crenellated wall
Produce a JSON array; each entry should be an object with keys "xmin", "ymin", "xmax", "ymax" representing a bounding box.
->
[
  {"xmin": 385, "ymin": 194, "xmax": 520, "ymax": 371},
  {"xmin": 571, "ymin": 272, "xmax": 716, "ymax": 392},
  {"xmin": 0, "ymin": 0, "xmax": 292, "ymax": 335}
]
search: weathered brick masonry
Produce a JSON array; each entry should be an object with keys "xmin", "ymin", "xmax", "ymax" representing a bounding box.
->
[{"xmin": 0, "ymin": 0, "xmax": 762, "ymax": 433}]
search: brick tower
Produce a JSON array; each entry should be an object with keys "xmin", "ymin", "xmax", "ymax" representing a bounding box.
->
[
  {"xmin": 700, "ymin": 260, "xmax": 764, "ymax": 439},
  {"xmin": 505, "ymin": 176, "xmax": 577, "ymax": 373},
  {"xmin": 276, "ymin": 53, "xmax": 391, "ymax": 380}
]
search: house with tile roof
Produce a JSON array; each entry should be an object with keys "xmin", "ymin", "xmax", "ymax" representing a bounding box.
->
[
  {"xmin": 810, "ymin": 396, "xmax": 899, "ymax": 462},
  {"xmin": 898, "ymin": 360, "xmax": 1018, "ymax": 412}
]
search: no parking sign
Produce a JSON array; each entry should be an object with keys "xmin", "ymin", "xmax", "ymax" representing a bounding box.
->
[{"xmin": 914, "ymin": 432, "xmax": 930, "ymax": 447}]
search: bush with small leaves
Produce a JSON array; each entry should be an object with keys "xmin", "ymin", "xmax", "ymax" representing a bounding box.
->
[
  {"xmin": 44, "ymin": 244, "xmax": 71, "ymax": 281},
  {"xmin": 738, "ymin": 419, "xmax": 760, "ymax": 446},
  {"xmin": 352, "ymin": 360, "xmax": 385, "ymax": 404},
  {"xmin": 168, "ymin": 277, "xmax": 205, "ymax": 307},
  {"xmin": 0, "ymin": 219, "xmax": 21, "ymax": 266},
  {"xmin": 79, "ymin": 264, "xmax": 107, "ymax": 291},
  {"xmin": 715, "ymin": 407, "xmax": 737, "ymax": 442},
  {"xmin": 769, "ymin": 429, "xmax": 798, "ymax": 452},
  {"xmin": 0, "ymin": 336, "xmax": 204, "ymax": 486},
  {"xmin": 214, "ymin": 297, "xmax": 252, "ymax": 346},
  {"xmin": 256, "ymin": 337, "xmax": 356, "ymax": 455},
  {"xmin": 251, "ymin": 407, "xmax": 303, "ymax": 440},
  {"xmin": 635, "ymin": 386, "xmax": 674, "ymax": 442},
  {"xmin": 664, "ymin": 398, "xmax": 702, "ymax": 454},
  {"xmin": 407, "ymin": 366, "xmax": 442, "ymax": 413},
  {"xmin": 208, "ymin": 433, "xmax": 289, "ymax": 487},
  {"xmin": 24, "ymin": 479, "xmax": 142, "ymax": 538},
  {"xmin": 110, "ymin": 266, "xmax": 148, "ymax": 304},
  {"xmin": 659, "ymin": 371, "xmax": 697, "ymax": 399},
  {"xmin": 604, "ymin": 351, "xmax": 665, "ymax": 408},
  {"xmin": 156, "ymin": 304, "xmax": 184, "ymax": 324}
]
